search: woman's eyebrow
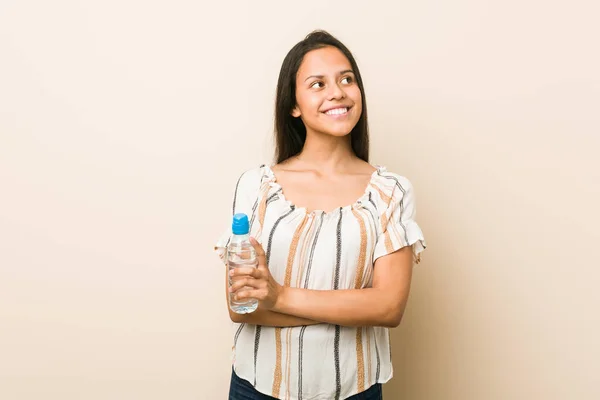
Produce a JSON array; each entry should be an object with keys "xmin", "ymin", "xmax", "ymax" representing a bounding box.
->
[{"xmin": 304, "ymin": 69, "xmax": 355, "ymax": 82}]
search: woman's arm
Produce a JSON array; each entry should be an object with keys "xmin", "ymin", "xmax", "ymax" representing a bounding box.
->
[
  {"xmin": 230, "ymin": 239, "xmax": 414, "ymax": 328},
  {"xmin": 228, "ymin": 307, "xmax": 320, "ymax": 327},
  {"xmin": 225, "ymin": 269, "xmax": 319, "ymax": 327}
]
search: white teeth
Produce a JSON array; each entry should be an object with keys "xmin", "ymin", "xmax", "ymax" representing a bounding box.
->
[{"xmin": 325, "ymin": 107, "xmax": 348, "ymax": 116}]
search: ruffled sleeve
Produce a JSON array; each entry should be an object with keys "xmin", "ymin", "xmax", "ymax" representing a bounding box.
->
[
  {"xmin": 213, "ymin": 167, "xmax": 264, "ymax": 263},
  {"xmin": 372, "ymin": 175, "xmax": 427, "ymax": 264}
]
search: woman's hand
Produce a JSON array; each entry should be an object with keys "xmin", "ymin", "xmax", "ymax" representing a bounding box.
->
[{"xmin": 229, "ymin": 237, "xmax": 283, "ymax": 310}]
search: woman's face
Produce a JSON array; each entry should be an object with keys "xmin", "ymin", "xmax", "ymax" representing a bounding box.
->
[{"xmin": 292, "ymin": 46, "xmax": 362, "ymax": 138}]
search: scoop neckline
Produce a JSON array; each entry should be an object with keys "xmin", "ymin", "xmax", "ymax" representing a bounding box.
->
[{"xmin": 263, "ymin": 164, "xmax": 385, "ymax": 216}]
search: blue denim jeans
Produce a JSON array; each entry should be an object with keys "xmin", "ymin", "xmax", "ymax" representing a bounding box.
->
[{"xmin": 228, "ymin": 368, "xmax": 383, "ymax": 400}]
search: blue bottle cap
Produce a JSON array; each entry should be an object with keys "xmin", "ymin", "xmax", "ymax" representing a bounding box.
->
[{"xmin": 232, "ymin": 213, "xmax": 250, "ymax": 235}]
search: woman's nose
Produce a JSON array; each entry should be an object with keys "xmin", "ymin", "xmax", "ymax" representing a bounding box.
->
[{"xmin": 327, "ymin": 82, "xmax": 345, "ymax": 100}]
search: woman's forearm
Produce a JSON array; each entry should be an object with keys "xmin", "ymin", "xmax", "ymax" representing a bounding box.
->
[
  {"xmin": 273, "ymin": 287, "xmax": 404, "ymax": 328},
  {"xmin": 228, "ymin": 307, "xmax": 319, "ymax": 327},
  {"xmin": 226, "ymin": 245, "xmax": 411, "ymax": 328},
  {"xmin": 226, "ymin": 270, "xmax": 318, "ymax": 327}
]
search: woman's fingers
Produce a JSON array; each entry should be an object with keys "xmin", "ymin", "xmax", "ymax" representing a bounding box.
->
[
  {"xmin": 229, "ymin": 276, "xmax": 265, "ymax": 293},
  {"xmin": 230, "ymin": 266, "xmax": 261, "ymax": 278},
  {"xmin": 250, "ymin": 237, "xmax": 267, "ymax": 267},
  {"xmin": 234, "ymin": 289, "xmax": 265, "ymax": 302},
  {"xmin": 228, "ymin": 238, "xmax": 276, "ymax": 306}
]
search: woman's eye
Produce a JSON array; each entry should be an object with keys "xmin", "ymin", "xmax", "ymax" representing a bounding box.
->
[
  {"xmin": 341, "ymin": 76, "xmax": 353, "ymax": 84},
  {"xmin": 310, "ymin": 81, "xmax": 324, "ymax": 89}
]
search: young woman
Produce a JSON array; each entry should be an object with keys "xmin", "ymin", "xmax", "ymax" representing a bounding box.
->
[{"xmin": 215, "ymin": 30, "xmax": 426, "ymax": 400}]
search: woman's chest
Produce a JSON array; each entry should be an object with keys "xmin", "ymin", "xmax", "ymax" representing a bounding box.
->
[
  {"xmin": 256, "ymin": 204, "xmax": 380, "ymax": 290},
  {"xmin": 273, "ymin": 173, "xmax": 373, "ymax": 214}
]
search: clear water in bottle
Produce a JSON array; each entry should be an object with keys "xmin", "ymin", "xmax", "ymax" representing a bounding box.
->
[{"xmin": 227, "ymin": 213, "xmax": 258, "ymax": 314}]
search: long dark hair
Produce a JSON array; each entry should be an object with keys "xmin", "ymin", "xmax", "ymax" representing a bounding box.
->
[{"xmin": 274, "ymin": 30, "xmax": 369, "ymax": 164}]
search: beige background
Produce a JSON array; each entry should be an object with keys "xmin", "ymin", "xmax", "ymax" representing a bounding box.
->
[{"xmin": 1, "ymin": 1, "xmax": 599, "ymax": 399}]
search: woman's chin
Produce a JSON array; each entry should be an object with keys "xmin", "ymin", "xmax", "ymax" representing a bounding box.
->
[
  {"xmin": 308, "ymin": 123, "xmax": 357, "ymax": 138},
  {"xmin": 326, "ymin": 125, "xmax": 357, "ymax": 137}
]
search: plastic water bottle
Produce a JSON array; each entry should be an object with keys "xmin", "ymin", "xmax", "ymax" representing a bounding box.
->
[{"xmin": 227, "ymin": 213, "xmax": 258, "ymax": 314}]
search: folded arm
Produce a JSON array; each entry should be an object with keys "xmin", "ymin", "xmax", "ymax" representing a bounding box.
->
[
  {"xmin": 225, "ymin": 269, "xmax": 319, "ymax": 327},
  {"xmin": 230, "ymin": 240, "xmax": 415, "ymax": 328},
  {"xmin": 273, "ymin": 246, "xmax": 414, "ymax": 327}
]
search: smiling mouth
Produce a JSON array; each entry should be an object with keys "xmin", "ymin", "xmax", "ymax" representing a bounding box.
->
[{"xmin": 323, "ymin": 107, "xmax": 350, "ymax": 116}]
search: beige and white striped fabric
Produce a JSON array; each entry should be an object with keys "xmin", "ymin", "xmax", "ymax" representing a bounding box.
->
[{"xmin": 215, "ymin": 165, "xmax": 426, "ymax": 400}]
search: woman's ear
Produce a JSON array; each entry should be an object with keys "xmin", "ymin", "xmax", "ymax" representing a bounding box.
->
[{"xmin": 291, "ymin": 106, "xmax": 301, "ymax": 118}]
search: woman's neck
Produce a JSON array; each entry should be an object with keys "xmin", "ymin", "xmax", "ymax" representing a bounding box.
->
[{"xmin": 294, "ymin": 132, "xmax": 357, "ymax": 173}]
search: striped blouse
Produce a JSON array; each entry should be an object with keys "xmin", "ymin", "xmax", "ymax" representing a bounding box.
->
[{"xmin": 215, "ymin": 164, "xmax": 426, "ymax": 400}]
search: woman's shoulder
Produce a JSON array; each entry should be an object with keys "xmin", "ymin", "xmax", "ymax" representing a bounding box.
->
[
  {"xmin": 236, "ymin": 164, "xmax": 269, "ymax": 180},
  {"xmin": 226, "ymin": 165, "xmax": 275, "ymax": 210},
  {"xmin": 371, "ymin": 165, "xmax": 415, "ymax": 192},
  {"xmin": 229, "ymin": 164, "xmax": 270, "ymax": 193},
  {"xmin": 235, "ymin": 163, "xmax": 280, "ymax": 180}
]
